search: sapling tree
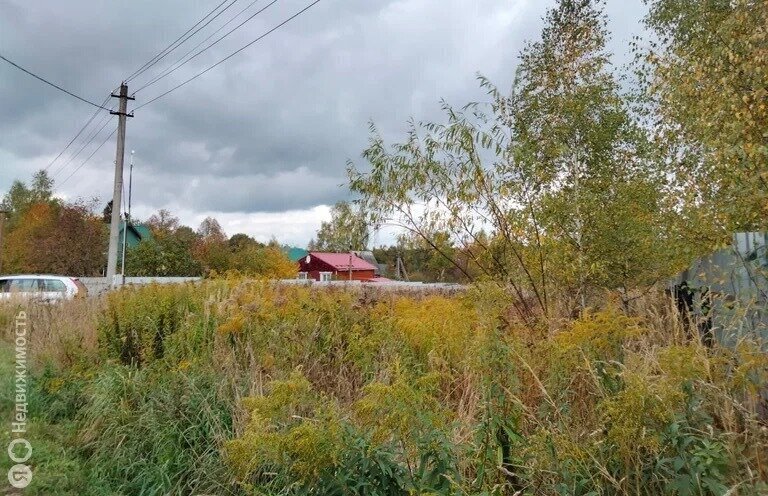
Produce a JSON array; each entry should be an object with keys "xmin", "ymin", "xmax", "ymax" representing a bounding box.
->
[
  {"xmin": 510, "ymin": 0, "xmax": 676, "ymax": 308},
  {"xmin": 641, "ymin": 0, "xmax": 768, "ymax": 234},
  {"xmin": 192, "ymin": 217, "xmax": 230, "ymax": 275},
  {"xmin": 309, "ymin": 201, "xmax": 370, "ymax": 252},
  {"xmin": 349, "ymin": 0, "xmax": 677, "ymax": 319}
]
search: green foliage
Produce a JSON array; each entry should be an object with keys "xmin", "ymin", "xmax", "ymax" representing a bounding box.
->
[
  {"xmin": 354, "ymin": 371, "xmax": 447, "ymax": 445},
  {"xmin": 0, "ymin": 339, "xmax": 100, "ymax": 495},
  {"xmin": 122, "ymin": 209, "xmax": 202, "ymax": 277},
  {"xmin": 228, "ymin": 370, "xmax": 458, "ymax": 495},
  {"xmin": 554, "ymin": 308, "xmax": 644, "ymax": 363},
  {"xmin": 30, "ymin": 364, "xmax": 90, "ymax": 423},
  {"xmin": 1, "ymin": 169, "xmax": 57, "ymax": 228},
  {"xmin": 655, "ymin": 415, "xmax": 732, "ymax": 496},
  {"xmin": 349, "ymin": 0, "xmax": 685, "ymax": 320},
  {"xmin": 3, "ymin": 280, "xmax": 767, "ymax": 495},
  {"xmin": 128, "ymin": 214, "xmax": 296, "ymax": 278},
  {"xmin": 126, "ymin": 237, "xmax": 202, "ymax": 277},
  {"xmin": 229, "ymin": 232, "xmax": 264, "ymax": 251},
  {"xmin": 641, "ymin": 0, "xmax": 768, "ymax": 231},
  {"xmin": 4, "ymin": 1, "xmax": 768, "ymax": 493},
  {"xmin": 373, "ymin": 231, "xmax": 464, "ymax": 283},
  {"xmin": 227, "ymin": 372, "xmax": 343, "ymax": 488}
]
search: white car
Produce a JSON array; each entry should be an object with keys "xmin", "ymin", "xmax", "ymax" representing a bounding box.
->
[{"xmin": 0, "ymin": 275, "xmax": 88, "ymax": 302}]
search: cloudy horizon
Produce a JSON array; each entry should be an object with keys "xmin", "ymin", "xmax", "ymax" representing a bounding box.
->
[{"xmin": 0, "ymin": 0, "xmax": 648, "ymax": 247}]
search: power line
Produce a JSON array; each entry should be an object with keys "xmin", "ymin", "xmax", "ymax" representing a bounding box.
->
[
  {"xmin": 51, "ymin": 106, "xmax": 114, "ymax": 178},
  {"xmin": 125, "ymin": 0, "xmax": 234, "ymax": 82},
  {"xmin": 44, "ymin": 94, "xmax": 112, "ymax": 172},
  {"xmin": 136, "ymin": 0, "xmax": 321, "ymax": 110},
  {"xmin": 0, "ymin": 53, "xmax": 110, "ymax": 110},
  {"xmin": 51, "ymin": 108, "xmax": 115, "ymax": 179},
  {"xmin": 125, "ymin": 0, "xmax": 231, "ymax": 81},
  {"xmin": 59, "ymin": 128, "xmax": 117, "ymax": 187},
  {"xmin": 134, "ymin": 0, "xmax": 277, "ymax": 93},
  {"xmin": 132, "ymin": 0, "xmax": 272, "ymax": 93},
  {"xmin": 128, "ymin": 0, "xmax": 242, "ymax": 84}
]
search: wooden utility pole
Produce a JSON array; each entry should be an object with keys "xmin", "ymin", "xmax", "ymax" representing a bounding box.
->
[
  {"xmin": 396, "ymin": 254, "xmax": 409, "ymax": 281},
  {"xmin": 106, "ymin": 83, "xmax": 134, "ymax": 285}
]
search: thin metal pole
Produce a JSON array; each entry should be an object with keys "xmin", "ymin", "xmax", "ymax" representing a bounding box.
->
[
  {"xmin": 127, "ymin": 150, "xmax": 134, "ymax": 217},
  {"xmin": 120, "ymin": 150, "xmax": 134, "ymax": 284},
  {"xmin": 120, "ymin": 218, "xmax": 127, "ymax": 285}
]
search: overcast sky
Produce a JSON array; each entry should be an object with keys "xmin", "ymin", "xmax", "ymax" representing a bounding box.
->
[{"xmin": 0, "ymin": 0, "xmax": 648, "ymax": 247}]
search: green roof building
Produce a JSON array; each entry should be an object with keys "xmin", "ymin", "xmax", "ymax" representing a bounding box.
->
[
  {"xmin": 284, "ymin": 247, "xmax": 309, "ymax": 262},
  {"xmin": 118, "ymin": 222, "xmax": 152, "ymax": 258}
]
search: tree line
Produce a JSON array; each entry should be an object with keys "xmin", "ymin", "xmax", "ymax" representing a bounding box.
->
[
  {"xmin": 0, "ymin": 171, "xmax": 457, "ymax": 282},
  {"xmin": 0, "ymin": 171, "xmax": 295, "ymax": 279}
]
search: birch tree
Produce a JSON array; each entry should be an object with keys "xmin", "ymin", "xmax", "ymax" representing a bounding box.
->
[
  {"xmin": 641, "ymin": 0, "xmax": 768, "ymax": 233},
  {"xmin": 350, "ymin": 0, "xmax": 676, "ymax": 319}
]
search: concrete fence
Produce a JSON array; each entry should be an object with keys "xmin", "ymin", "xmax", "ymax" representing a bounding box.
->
[
  {"xmin": 78, "ymin": 276, "xmax": 466, "ymax": 296},
  {"xmin": 278, "ymin": 279, "xmax": 468, "ymax": 293},
  {"xmin": 79, "ymin": 277, "xmax": 202, "ymax": 296}
]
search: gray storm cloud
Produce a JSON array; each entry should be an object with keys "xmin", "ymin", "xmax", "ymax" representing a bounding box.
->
[{"xmin": 0, "ymin": 0, "xmax": 647, "ymax": 228}]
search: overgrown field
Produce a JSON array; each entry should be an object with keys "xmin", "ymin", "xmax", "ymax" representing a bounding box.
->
[{"xmin": 1, "ymin": 281, "xmax": 766, "ymax": 495}]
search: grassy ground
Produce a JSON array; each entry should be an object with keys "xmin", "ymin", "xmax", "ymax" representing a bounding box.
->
[{"xmin": 0, "ymin": 340, "xmax": 104, "ymax": 495}]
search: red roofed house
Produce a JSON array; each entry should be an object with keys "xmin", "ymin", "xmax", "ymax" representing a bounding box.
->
[{"xmin": 298, "ymin": 252, "xmax": 377, "ymax": 282}]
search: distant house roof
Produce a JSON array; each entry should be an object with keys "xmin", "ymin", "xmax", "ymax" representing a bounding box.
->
[
  {"xmin": 353, "ymin": 250, "xmax": 384, "ymax": 276},
  {"xmin": 285, "ymin": 247, "xmax": 309, "ymax": 262},
  {"xmin": 308, "ymin": 252, "xmax": 377, "ymax": 271},
  {"xmin": 353, "ymin": 250, "xmax": 378, "ymax": 265},
  {"xmin": 133, "ymin": 224, "xmax": 152, "ymax": 240},
  {"xmin": 118, "ymin": 222, "xmax": 152, "ymax": 248}
]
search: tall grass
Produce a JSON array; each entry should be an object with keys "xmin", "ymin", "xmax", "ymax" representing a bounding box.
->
[
  {"xmin": 0, "ymin": 280, "xmax": 765, "ymax": 495},
  {"xmin": 77, "ymin": 364, "xmax": 237, "ymax": 495}
]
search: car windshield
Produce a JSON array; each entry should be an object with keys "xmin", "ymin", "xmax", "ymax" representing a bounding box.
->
[{"xmin": 7, "ymin": 279, "xmax": 40, "ymax": 292}]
